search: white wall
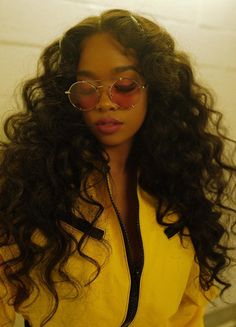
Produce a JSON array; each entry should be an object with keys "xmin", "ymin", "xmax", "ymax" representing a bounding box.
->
[
  {"xmin": 0, "ymin": 0, "xmax": 236, "ymax": 139},
  {"xmin": 0, "ymin": 0, "xmax": 236, "ymax": 325}
]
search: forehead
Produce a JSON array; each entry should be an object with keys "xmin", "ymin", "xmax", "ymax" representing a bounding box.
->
[{"xmin": 77, "ymin": 33, "xmax": 138, "ymax": 78}]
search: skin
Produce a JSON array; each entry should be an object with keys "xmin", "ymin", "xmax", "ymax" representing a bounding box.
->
[{"xmin": 77, "ymin": 32, "xmax": 148, "ymax": 176}]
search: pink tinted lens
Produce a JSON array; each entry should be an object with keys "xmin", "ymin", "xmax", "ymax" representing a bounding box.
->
[
  {"xmin": 69, "ymin": 82, "xmax": 98, "ymax": 110},
  {"xmin": 111, "ymin": 79, "xmax": 141, "ymax": 108}
]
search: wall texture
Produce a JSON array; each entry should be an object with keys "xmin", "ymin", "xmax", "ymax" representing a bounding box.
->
[
  {"xmin": 0, "ymin": 0, "xmax": 236, "ymax": 138},
  {"xmin": 0, "ymin": 0, "xmax": 236, "ymax": 326}
]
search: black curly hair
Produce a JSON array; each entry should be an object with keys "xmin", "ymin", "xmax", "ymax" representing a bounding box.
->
[{"xmin": 0, "ymin": 8, "xmax": 236, "ymax": 326}]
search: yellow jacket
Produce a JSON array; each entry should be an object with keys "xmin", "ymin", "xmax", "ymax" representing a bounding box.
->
[{"xmin": 0, "ymin": 182, "xmax": 217, "ymax": 327}]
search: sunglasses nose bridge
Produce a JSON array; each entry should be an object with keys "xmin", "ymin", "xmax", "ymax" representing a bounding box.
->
[
  {"xmin": 97, "ymin": 83, "xmax": 112, "ymax": 98},
  {"xmin": 96, "ymin": 83, "xmax": 115, "ymax": 108}
]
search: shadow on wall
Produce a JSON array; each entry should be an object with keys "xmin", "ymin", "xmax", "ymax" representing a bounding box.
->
[{"xmin": 205, "ymin": 303, "xmax": 236, "ymax": 327}]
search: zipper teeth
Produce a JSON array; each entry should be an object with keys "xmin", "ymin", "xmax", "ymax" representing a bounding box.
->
[
  {"xmin": 105, "ymin": 174, "xmax": 133, "ymax": 263},
  {"xmin": 105, "ymin": 174, "xmax": 144, "ymax": 327}
]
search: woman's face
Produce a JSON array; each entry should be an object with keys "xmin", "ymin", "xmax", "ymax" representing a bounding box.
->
[{"xmin": 77, "ymin": 32, "xmax": 148, "ymax": 149}]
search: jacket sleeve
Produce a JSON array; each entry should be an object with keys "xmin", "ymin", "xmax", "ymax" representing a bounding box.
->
[
  {"xmin": 169, "ymin": 259, "xmax": 219, "ymax": 327},
  {"xmin": 0, "ymin": 254, "xmax": 16, "ymax": 327}
]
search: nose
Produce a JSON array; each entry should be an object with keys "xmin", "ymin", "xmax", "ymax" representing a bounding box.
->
[{"xmin": 96, "ymin": 85, "xmax": 118, "ymax": 111}]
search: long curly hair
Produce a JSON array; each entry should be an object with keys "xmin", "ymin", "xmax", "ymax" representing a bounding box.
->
[{"xmin": 1, "ymin": 8, "xmax": 236, "ymax": 326}]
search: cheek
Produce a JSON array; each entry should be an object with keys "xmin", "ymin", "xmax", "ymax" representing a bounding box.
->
[
  {"xmin": 127, "ymin": 108, "xmax": 147, "ymax": 134},
  {"xmin": 138, "ymin": 96, "xmax": 148, "ymax": 124}
]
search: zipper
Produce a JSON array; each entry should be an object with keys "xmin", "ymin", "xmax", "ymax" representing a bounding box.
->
[{"xmin": 105, "ymin": 174, "xmax": 144, "ymax": 327}]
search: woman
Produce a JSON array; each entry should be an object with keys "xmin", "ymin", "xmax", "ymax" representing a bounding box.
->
[{"xmin": 0, "ymin": 8, "xmax": 235, "ymax": 327}]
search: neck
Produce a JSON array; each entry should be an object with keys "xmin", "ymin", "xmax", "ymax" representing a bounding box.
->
[{"xmin": 104, "ymin": 142, "xmax": 134, "ymax": 177}]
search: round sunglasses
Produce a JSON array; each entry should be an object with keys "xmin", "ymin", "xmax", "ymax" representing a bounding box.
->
[{"xmin": 65, "ymin": 77, "xmax": 147, "ymax": 111}]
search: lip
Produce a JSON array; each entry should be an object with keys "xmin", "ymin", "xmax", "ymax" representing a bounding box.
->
[
  {"xmin": 94, "ymin": 118, "xmax": 123, "ymax": 134},
  {"xmin": 95, "ymin": 118, "xmax": 123, "ymax": 125}
]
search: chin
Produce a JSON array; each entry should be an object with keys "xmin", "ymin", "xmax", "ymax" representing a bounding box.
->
[
  {"xmin": 100, "ymin": 141, "xmax": 125, "ymax": 147},
  {"xmin": 101, "ymin": 138, "xmax": 134, "ymax": 149}
]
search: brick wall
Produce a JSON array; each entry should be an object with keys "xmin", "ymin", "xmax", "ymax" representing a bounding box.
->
[{"xmin": 0, "ymin": 0, "xmax": 236, "ymax": 326}]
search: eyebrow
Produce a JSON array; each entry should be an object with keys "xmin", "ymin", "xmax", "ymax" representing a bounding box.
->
[{"xmin": 77, "ymin": 65, "xmax": 140, "ymax": 78}]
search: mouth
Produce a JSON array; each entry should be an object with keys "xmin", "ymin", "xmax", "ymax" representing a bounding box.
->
[
  {"xmin": 95, "ymin": 118, "xmax": 123, "ymax": 126},
  {"xmin": 94, "ymin": 118, "xmax": 123, "ymax": 134}
]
